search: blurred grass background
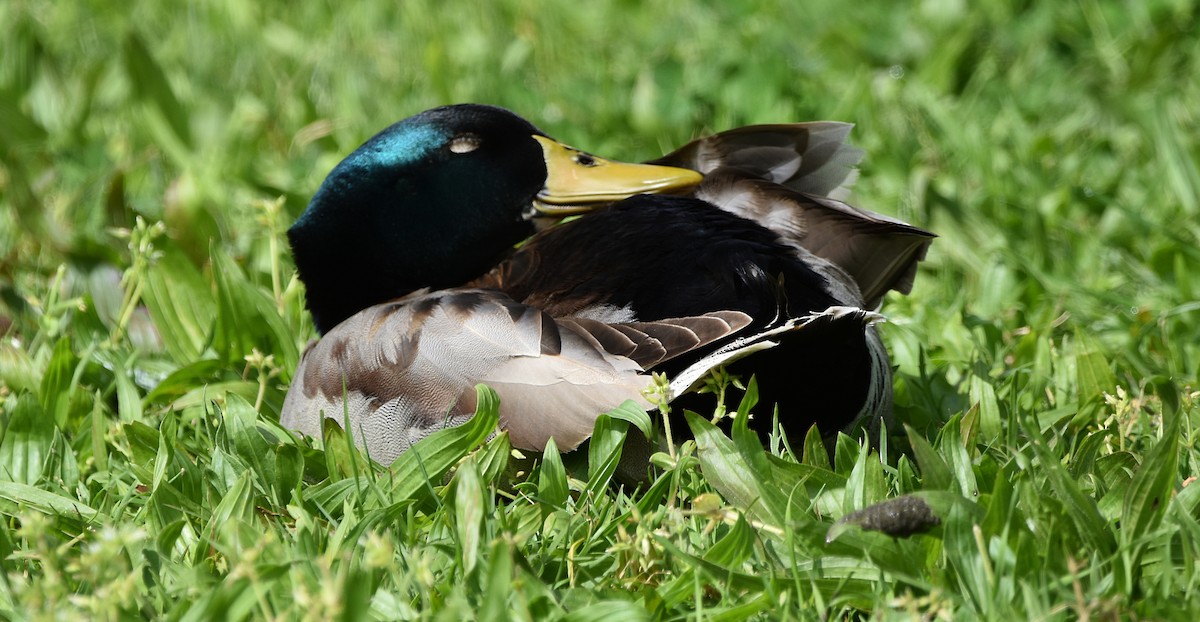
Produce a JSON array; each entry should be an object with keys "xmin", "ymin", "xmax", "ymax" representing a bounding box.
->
[{"xmin": 2, "ymin": 0, "xmax": 1200, "ymax": 618}]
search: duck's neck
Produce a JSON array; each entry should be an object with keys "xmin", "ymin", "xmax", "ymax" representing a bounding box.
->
[{"xmin": 289, "ymin": 208, "xmax": 535, "ymax": 335}]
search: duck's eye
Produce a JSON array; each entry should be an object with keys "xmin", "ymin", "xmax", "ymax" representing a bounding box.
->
[
  {"xmin": 449, "ymin": 134, "xmax": 481, "ymax": 154},
  {"xmin": 573, "ymin": 153, "xmax": 598, "ymax": 167}
]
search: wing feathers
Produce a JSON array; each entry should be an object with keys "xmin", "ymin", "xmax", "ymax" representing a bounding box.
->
[
  {"xmin": 648, "ymin": 123, "xmax": 933, "ymax": 308},
  {"xmin": 559, "ymin": 316, "xmax": 639, "ymax": 357},
  {"xmin": 650, "ymin": 122, "xmax": 865, "ymax": 199},
  {"xmin": 695, "ymin": 174, "xmax": 935, "ymax": 308},
  {"xmin": 281, "ymin": 291, "xmax": 758, "ymax": 461}
]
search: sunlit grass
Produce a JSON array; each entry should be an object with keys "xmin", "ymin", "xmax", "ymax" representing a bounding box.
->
[{"xmin": 2, "ymin": 0, "xmax": 1199, "ymax": 618}]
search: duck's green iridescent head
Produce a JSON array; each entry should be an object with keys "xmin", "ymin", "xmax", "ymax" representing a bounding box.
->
[{"xmin": 289, "ymin": 104, "xmax": 702, "ymax": 334}]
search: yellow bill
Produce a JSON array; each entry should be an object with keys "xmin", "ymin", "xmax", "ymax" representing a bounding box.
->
[{"xmin": 532, "ymin": 135, "xmax": 703, "ymax": 215}]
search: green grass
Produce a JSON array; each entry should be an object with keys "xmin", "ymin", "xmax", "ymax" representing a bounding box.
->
[{"xmin": 2, "ymin": 0, "xmax": 1200, "ymax": 618}]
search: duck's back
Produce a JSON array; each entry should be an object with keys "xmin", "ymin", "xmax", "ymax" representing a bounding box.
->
[
  {"xmin": 485, "ymin": 196, "xmax": 850, "ymax": 326},
  {"xmin": 478, "ymin": 195, "xmax": 891, "ymax": 439}
]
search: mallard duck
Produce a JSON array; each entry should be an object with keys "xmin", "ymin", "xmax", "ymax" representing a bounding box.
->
[{"xmin": 281, "ymin": 104, "xmax": 933, "ymax": 464}]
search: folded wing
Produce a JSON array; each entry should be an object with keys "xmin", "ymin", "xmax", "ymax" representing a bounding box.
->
[{"xmin": 281, "ymin": 289, "xmax": 752, "ymax": 464}]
